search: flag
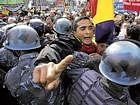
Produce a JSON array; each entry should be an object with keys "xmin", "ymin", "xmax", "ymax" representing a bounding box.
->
[
  {"xmin": 87, "ymin": 0, "xmax": 115, "ymax": 44},
  {"xmin": 123, "ymin": 0, "xmax": 140, "ymax": 11},
  {"xmin": 87, "ymin": 0, "xmax": 98, "ymax": 18},
  {"xmin": 88, "ymin": 0, "xmax": 114, "ymax": 24}
]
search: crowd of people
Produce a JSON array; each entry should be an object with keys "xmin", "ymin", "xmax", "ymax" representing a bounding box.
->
[{"xmin": 0, "ymin": 6, "xmax": 140, "ymax": 105}]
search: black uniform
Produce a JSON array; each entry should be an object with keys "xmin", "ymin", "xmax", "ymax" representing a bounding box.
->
[
  {"xmin": 35, "ymin": 35, "xmax": 81, "ymax": 65},
  {"xmin": 5, "ymin": 52, "xmax": 65, "ymax": 105},
  {"xmin": 0, "ymin": 47, "xmax": 18, "ymax": 71},
  {"xmin": 0, "ymin": 47, "xmax": 19, "ymax": 105}
]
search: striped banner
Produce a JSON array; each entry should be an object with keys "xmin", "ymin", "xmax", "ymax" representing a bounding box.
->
[{"xmin": 123, "ymin": 0, "xmax": 140, "ymax": 11}]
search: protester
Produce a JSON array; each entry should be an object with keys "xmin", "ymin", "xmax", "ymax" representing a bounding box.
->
[{"xmin": 73, "ymin": 16, "xmax": 99, "ymax": 54}]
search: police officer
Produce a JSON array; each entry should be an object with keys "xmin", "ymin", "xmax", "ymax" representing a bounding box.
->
[
  {"xmin": 34, "ymin": 17, "xmax": 81, "ymax": 66},
  {"xmin": 0, "ymin": 25, "xmax": 33, "ymax": 105},
  {"xmin": 28, "ymin": 18, "xmax": 59, "ymax": 47},
  {"xmin": 0, "ymin": 21, "xmax": 17, "ymax": 45},
  {"xmin": 28, "ymin": 18, "xmax": 49, "ymax": 47},
  {"xmin": 4, "ymin": 25, "xmax": 41, "ymax": 105},
  {"xmin": 0, "ymin": 24, "xmax": 19, "ymax": 82},
  {"xmin": 53, "ymin": 17, "xmax": 72, "ymax": 38},
  {"xmin": 28, "ymin": 18, "xmax": 45, "ymax": 36}
]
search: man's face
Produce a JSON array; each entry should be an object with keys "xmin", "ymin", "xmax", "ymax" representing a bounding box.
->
[
  {"xmin": 74, "ymin": 19, "xmax": 95, "ymax": 45},
  {"xmin": 46, "ymin": 17, "xmax": 53, "ymax": 29},
  {"xmin": 97, "ymin": 43, "xmax": 109, "ymax": 55}
]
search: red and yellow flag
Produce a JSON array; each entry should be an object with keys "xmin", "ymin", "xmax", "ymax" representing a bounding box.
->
[
  {"xmin": 87, "ymin": 0, "xmax": 115, "ymax": 44},
  {"xmin": 87, "ymin": 0, "xmax": 114, "ymax": 25}
]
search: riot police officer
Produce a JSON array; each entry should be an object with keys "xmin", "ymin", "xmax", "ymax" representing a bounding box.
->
[
  {"xmin": 4, "ymin": 25, "xmax": 41, "ymax": 105},
  {"xmin": 34, "ymin": 17, "xmax": 81, "ymax": 66},
  {"xmin": 28, "ymin": 18, "xmax": 45, "ymax": 36},
  {"xmin": 28, "ymin": 18, "xmax": 57, "ymax": 47},
  {"xmin": 53, "ymin": 17, "xmax": 72, "ymax": 38},
  {"xmin": 0, "ymin": 25, "xmax": 36, "ymax": 105}
]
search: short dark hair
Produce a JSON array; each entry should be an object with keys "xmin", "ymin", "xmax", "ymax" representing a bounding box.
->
[
  {"xmin": 127, "ymin": 24, "xmax": 140, "ymax": 41},
  {"xmin": 72, "ymin": 16, "xmax": 93, "ymax": 31}
]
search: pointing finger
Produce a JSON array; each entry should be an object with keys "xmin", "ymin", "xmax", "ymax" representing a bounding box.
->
[{"xmin": 55, "ymin": 55, "xmax": 74, "ymax": 74}]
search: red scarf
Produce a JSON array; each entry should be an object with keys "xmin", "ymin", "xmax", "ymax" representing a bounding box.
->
[{"xmin": 80, "ymin": 43, "xmax": 99, "ymax": 54}]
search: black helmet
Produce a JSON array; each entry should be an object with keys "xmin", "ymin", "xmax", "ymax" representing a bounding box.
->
[
  {"xmin": 28, "ymin": 19, "xmax": 45, "ymax": 36},
  {"xmin": 53, "ymin": 17, "xmax": 72, "ymax": 36},
  {"xmin": 99, "ymin": 41, "xmax": 140, "ymax": 86},
  {"xmin": 3, "ymin": 25, "xmax": 41, "ymax": 50}
]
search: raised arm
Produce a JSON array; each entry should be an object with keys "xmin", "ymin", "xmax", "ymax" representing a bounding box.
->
[{"xmin": 33, "ymin": 55, "xmax": 74, "ymax": 90}]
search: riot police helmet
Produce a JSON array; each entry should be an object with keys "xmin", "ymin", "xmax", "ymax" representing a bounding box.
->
[
  {"xmin": 3, "ymin": 25, "xmax": 41, "ymax": 50},
  {"xmin": 99, "ymin": 40, "xmax": 140, "ymax": 86},
  {"xmin": 28, "ymin": 18, "xmax": 45, "ymax": 36},
  {"xmin": 53, "ymin": 17, "xmax": 72, "ymax": 36}
]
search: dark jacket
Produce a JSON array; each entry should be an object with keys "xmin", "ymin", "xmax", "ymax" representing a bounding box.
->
[
  {"xmin": 0, "ymin": 47, "xmax": 19, "ymax": 105},
  {"xmin": 0, "ymin": 47, "xmax": 18, "ymax": 82},
  {"xmin": 66, "ymin": 69, "xmax": 137, "ymax": 105},
  {"xmin": 35, "ymin": 35, "xmax": 81, "ymax": 65},
  {"xmin": 5, "ymin": 52, "xmax": 66, "ymax": 105},
  {"xmin": 0, "ymin": 47, "xmax": 18, "ymax": 72}
]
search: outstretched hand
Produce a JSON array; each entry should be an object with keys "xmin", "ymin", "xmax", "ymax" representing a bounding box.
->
[{"xmin": 33, "ymin": 55, "xmax": 74, "ymax": 90}]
